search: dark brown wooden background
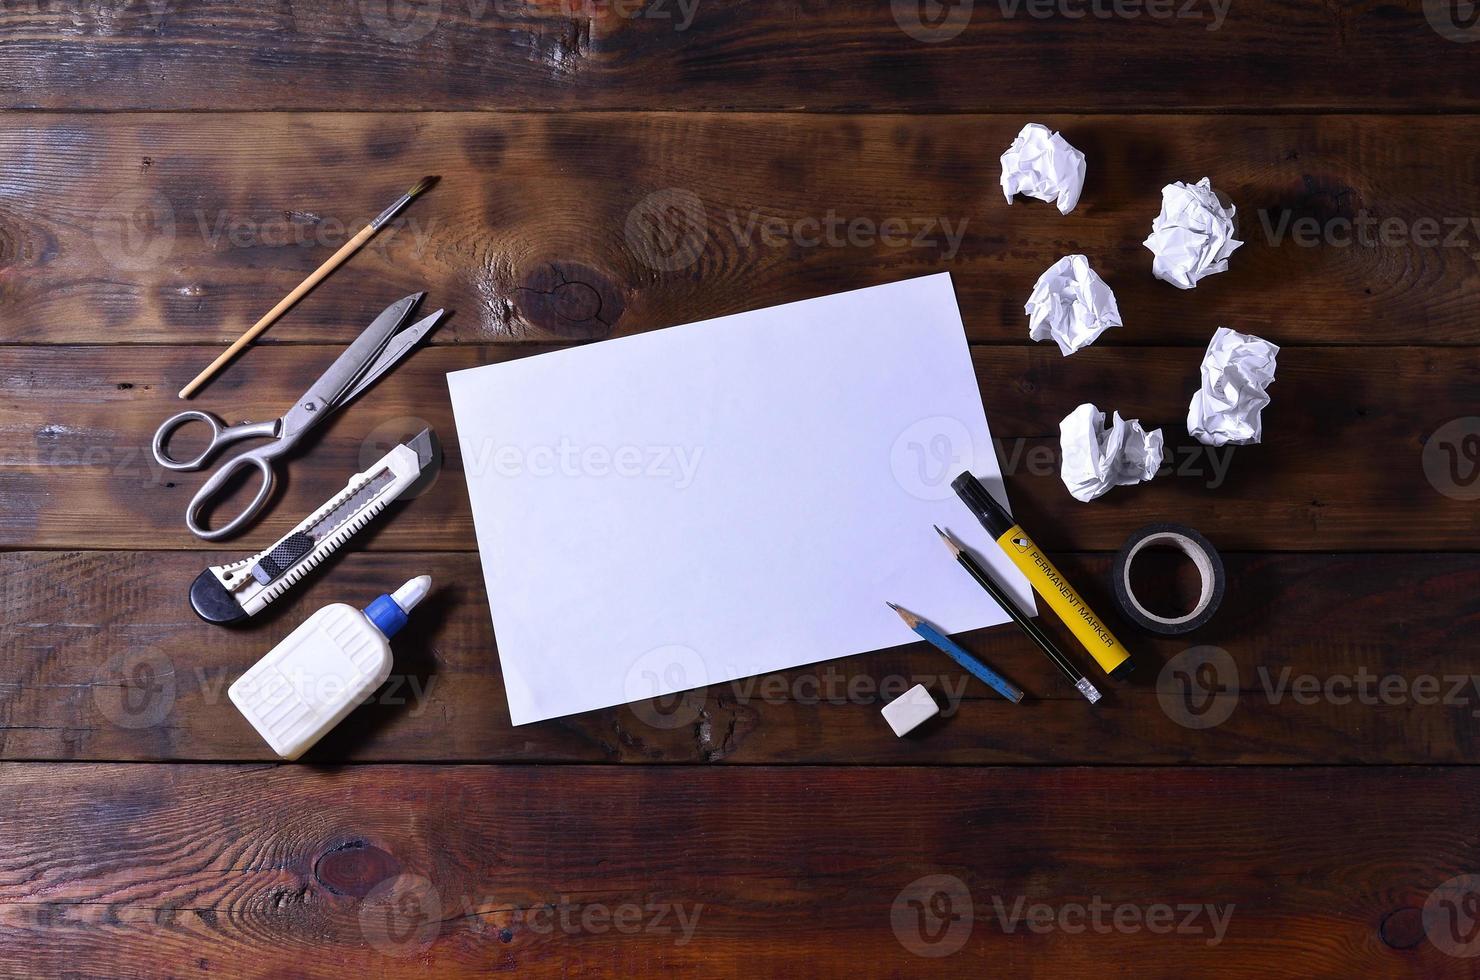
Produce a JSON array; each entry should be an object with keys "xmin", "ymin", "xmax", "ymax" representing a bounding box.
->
[{"xmin": 3, "ymin": 1, "xmax": 1480, "ymax": 976}]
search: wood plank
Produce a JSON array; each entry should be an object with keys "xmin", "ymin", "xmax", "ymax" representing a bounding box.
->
[
  {"xmin": 0, "ymin": 763, "xmax": 1475, "ymax": 975},
  {"xmin": 0, "ymin": 1, "xmax": 1477, "ymax": 112},
  {"xmin": 4, "ymin": 549, "xmax": 1477, "ymax": 763},
  {"xmin": 2, "ymin": 344, "xmax": 1475, "ymax": 552},
  {"xmin": 5, "ymin": 113, "xmax": 1480, "ymax": 347}
]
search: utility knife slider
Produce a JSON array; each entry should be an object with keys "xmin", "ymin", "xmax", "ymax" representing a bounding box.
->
[{"xmin": 188, "ymin": 429, "xmax": 439, "ymax": 625}]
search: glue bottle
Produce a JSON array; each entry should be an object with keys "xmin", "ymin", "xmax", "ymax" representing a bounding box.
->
[{"xmin": 229, "ymin": 576, "xmax": 432, "ymax": 760}]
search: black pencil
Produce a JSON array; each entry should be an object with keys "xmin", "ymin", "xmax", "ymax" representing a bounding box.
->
[{"xmin": 934, "ymin": 525, "xmax": 1101, "ymax": 704}]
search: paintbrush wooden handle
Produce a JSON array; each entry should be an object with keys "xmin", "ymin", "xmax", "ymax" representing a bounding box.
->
[{"xmin": 177, "ymin": 222, "xmax": 378, "ymax": 399}]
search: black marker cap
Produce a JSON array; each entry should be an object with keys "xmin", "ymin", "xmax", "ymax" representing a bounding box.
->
[{"xmin": 951, "ymin": 471, "xmax": 1014, "ymax": 539}]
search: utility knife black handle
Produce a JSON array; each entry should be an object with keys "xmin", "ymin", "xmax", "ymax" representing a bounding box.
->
[{"xmin": 189, "ymin": 568, "xmax": 249, "ymax": 626}]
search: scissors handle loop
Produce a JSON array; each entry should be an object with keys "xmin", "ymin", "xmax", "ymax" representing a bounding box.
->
[
  {"xmin": 185, "ymin": 451, "xmax": 277, "ymax": 541},
  {"xmin": 153, "ymin": 411, "xmax": 279, "ymax": 471}
]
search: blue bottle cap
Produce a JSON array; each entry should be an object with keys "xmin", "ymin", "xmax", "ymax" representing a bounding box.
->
[
  {"xmin": 362, "ymin": 577, "xmax": 431, "ymax": 639},
  {"xmin": 364, "ymin": 593, "xmax": 408, "ymax": 638}
]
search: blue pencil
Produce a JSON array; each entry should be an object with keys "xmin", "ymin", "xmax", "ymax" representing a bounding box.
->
[{"xmin": 886, "ymin": 602, "xmax": 1025, "ymax": 703}]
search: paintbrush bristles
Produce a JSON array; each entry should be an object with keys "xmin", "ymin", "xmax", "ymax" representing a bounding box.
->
[
  {"xmin": 405, "ymin": 175, "xmax": 439, "ymax": 199},
  {"xmin": 885, "ymin": 601, "xmax": 922, "ymax": 629},
  {"xmin": 933, "ymin": 525, "xmax": 962, "ymax": 557}
]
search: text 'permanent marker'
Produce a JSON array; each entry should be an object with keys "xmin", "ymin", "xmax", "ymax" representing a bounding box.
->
[{"xmin": 951, "ymin": 471, "xmax": 1133, "ymax": 679}]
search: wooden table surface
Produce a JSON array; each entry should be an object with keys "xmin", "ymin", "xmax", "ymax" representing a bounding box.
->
[{"xmin": 4, "ymin": 2, "xmax": 1480, "ymax": 976}]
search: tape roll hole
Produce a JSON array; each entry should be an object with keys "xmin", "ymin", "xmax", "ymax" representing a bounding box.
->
[{"xmin": 1124, "ymin": 534, "xmax": 1215, "ymax": 625}]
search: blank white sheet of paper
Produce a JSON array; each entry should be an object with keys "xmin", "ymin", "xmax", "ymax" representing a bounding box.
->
[{"xmin": 447, "ymin": 272, "xmax": 1035, "ymax": 725}]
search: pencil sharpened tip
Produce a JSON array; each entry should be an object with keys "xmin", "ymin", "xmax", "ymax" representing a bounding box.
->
[
  {"xmin": 934, "ymin": 525, "xmax": 961, "ymax": 553},
  {"xmin": 886, "ymin": 602, "xmax": 920, "ymax": 628}
]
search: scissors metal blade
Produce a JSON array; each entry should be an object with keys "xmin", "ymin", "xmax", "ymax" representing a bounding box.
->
[
  {"xmin": 340, "ymin": 308, "xmax": 445, "ymax": 406},
  {"xmin": 280, "ymin": 294, "xmax": 423, "ymax": 440}
]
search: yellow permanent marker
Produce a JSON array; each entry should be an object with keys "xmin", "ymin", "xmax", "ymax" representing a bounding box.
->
[{"xmin": 951, "ymin": 472, "xmax": 1132, "ymax": 679}]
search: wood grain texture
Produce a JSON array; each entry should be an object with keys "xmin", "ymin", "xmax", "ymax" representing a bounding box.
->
[
  {"xmin": 2, "ymin": 344, "xmax": 1475, "ymax": 552},
  {"xmin": 5, "ymin": 0, "xmax": 1479, "ymax": 973},
  {"xmin": 1, "ymin": 764, "xmax": 1476, "ymax": 976},
  {"xmin": 5, "ymin": 113, "xmax": 1480, "ymax": 347},
  {"xmin": 0, "ymin": 1, "xmax": 1478, "ymax": 112},
  {"xmin": 4, "ymin": 549, "xmax": 1477, "ymax": 764}
]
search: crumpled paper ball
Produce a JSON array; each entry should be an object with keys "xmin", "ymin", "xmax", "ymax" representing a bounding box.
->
[
  {"xmin": 1000, "ymin": 123, "xmax": 1087, "ymax": 216},
  {"xmin": 1025, "ymin": 254, "xmax": 1122, "ymax": 356},
  {"xmin": 1143, "ymin": 177, "xmax": 1243, "ymax": 289},
  {"xmin": 1059, "ymin": 403, "xmax": 1164, "ymax": 502},
  {"xmin": 1187, "ymin": 327, "xmax": 1280, "ymax": 446}
]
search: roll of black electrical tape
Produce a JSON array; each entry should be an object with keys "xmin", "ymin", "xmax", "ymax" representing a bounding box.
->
[{"xmin": 1111, "ymin": 523, "xmax": 1225, "ymax": 635}]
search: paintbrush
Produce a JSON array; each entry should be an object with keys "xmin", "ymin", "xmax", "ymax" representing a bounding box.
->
[
  {"xmin": 886, "ymin": 601, "xmax": 1024, "ymax": 704},
  {"xmin": 178, "ymin": 175, "xmax": 440, "ymax": 399},
  {"xmin": 935, "ymin": 525, "xmax": 1101, "ymax": 704}
]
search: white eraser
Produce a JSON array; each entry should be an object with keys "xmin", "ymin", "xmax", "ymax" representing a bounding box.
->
[
  {"xmin": 229, "ymin": 603, "xmax": 394, "ymax": 760},
  {"xmin": 881, "ymin": 683, "xmax": 940, "ymax": 737}
]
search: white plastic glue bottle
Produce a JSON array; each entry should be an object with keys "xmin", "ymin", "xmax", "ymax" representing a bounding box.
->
[{"xmin": 229, "ymin": 576, "xmax": 432, "ymax": 760}]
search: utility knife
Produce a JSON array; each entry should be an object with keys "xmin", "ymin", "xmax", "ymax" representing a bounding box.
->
[{"xmin": 189, "ymin": 428, "xmax": 438, "ymax": 625}]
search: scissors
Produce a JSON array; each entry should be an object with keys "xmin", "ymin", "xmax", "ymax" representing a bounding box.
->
[{"xmin": 153, "ymin": 293, "xmax": 445, "ymax": 541}]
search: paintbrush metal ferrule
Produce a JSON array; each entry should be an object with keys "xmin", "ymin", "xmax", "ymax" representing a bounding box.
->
[{"xmin": 371, "ymin": 175, "xmax": 439, "ymax": 230}]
